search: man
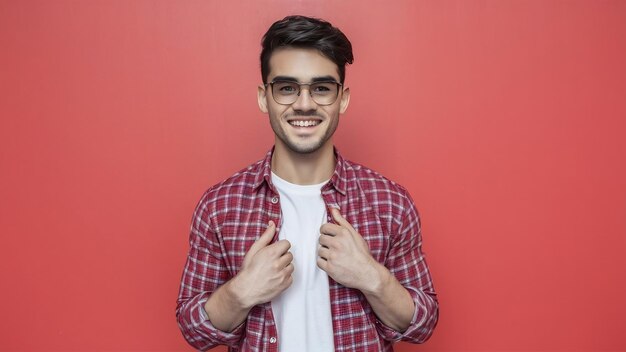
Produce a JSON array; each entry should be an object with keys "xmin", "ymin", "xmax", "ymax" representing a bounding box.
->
[{"xmin": 176, "ymin": 15, "xmax": 438, "ymax": 351}]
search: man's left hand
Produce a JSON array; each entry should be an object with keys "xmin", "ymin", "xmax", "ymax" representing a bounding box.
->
[{"xmin": 317, "ymin": 208, "xmax": 383, "ymax": 293}]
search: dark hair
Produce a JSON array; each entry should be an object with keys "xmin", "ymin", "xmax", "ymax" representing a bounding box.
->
[{"xmin": 260, "ymin": 15, "xmax": 354, "ymax": 84}]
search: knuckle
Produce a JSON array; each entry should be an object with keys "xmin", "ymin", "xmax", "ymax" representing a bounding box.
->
[{"xmin": 277, "ymin": 240, "xmax": 290, "ymax": 251}]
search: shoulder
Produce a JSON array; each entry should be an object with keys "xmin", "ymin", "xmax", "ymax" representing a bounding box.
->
[
  {"xmin": 209, "ymin": 160, "xmax": 262, "ymax": 197},
  {"xmin": 343, "ymin": 158, "xmax": 413, "ymax": 203},
  {"xmin": 194, "ymin": 158, "xmax": 265, "ymax": 218},
  {"xmin": 342, "ymin": 158, "xmax": 421, "ymax": 235}
]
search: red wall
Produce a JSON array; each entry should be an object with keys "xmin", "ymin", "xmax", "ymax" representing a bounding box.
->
[{"xmin": 1, "ymin": 1, "xmax": 625, "ymax": 351}]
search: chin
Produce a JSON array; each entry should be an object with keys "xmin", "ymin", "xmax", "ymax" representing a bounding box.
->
[
  {"xmin": 287, "ymin": 143, "xmax": 324, "ymax": 154},
  {"xmin": 281, "ymin": 136, "xmax": 329, "ymax": 154}
]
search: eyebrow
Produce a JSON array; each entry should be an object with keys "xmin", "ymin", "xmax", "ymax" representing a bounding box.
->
[{"xmin": 271, "ymin": 75, "xmax": 339, "ymax": 83}]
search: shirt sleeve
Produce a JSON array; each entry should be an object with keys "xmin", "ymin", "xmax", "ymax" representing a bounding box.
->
[
  {"xmin": 175, "ymin": 194, "xmax": 245, "ymax": 350},
  {"xmin": 374, "ymin": 190, "xmax": 439, "ymax": 343}
]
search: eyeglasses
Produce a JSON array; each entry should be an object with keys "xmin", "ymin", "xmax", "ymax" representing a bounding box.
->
[{"xmin": 265, "ymin": 80, "xmax": 343, "ymax": 106}]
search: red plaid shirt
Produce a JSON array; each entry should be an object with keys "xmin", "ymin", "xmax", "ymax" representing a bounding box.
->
[{"xmin": 176, "ymin": 148, "xmax": 438, "ymax": 351}]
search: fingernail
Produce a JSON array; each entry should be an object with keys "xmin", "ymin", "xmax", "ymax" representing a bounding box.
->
[{"xmin": 268, "ymin": 220, "xmax": 275, "ymax": 227}]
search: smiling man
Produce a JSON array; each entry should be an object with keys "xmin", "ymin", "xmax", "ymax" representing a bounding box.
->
[{"xmin": 176, "ymin": 15, "xmax": 438, "ymax": 351}]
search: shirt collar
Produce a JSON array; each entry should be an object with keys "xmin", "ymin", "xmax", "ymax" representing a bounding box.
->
[
  {"xmin": 252, "ymin": 148, "xmax": 274, "ymax": 191},
  {"xmin": 252, "ymin": 146, "xmax": 348, "ymax": 196}
]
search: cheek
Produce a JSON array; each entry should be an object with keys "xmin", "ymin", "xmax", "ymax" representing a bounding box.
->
[
  {"xmin": 322, "ymin": 106, "xmax": 341, "ymax": 120},
  {"xmin": 267, "ymin": 103, "xmax": 289, "ymax": 119}
]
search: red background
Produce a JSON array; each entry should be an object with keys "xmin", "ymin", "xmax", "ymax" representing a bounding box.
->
[{"xmin": 1, "ymin": 1, "xmax": 625, "ymax": 351}]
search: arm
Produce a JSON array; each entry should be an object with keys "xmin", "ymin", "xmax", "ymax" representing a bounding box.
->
[
  {"xmin": 318, "ymin": 208, "xmax": 414, "ymax": 331},
  {"xmin": 359, "ymin": 259, "xmax": 415, "ymax": 332},
  {"xmin": 176, "ymin": 199, "xmax": 293, "ymax": 349},
  {"xmin": 175, "ymin": 198, "xmax": 240, "ymax": 350},
  {"xmin": 204, "ymin": 221, "xmax": 294, "ymax": 332},
  {"xmin": 318, "ymin": 207, "xmax": 438, "ymax": 342},
  {"xmin": 377, "ymin": 196, "xmax": 439, "ymax": 343}
]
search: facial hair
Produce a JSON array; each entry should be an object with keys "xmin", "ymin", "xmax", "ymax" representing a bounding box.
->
[{"xmin": 270, "ymin": 112, "xmax": 340, "ymax": 155}]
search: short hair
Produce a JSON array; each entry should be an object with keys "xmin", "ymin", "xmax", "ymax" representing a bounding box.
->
[{"xmin": 260, "ymin": 15, "xmax": 354, "ymax": 84}]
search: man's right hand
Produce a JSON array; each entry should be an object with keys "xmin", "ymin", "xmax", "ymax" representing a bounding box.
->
[{"xmin": 231, "ymin": 221, "xmax": 294, "ymax": 309}]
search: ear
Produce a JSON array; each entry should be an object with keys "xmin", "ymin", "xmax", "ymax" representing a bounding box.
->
[
  {"xmin": 257, "ymin": 84, "xmax": 269, "ymax": 113},
  {"xmin": 339, "ymin": 87, "xmax": 350, "ymax": 114}
]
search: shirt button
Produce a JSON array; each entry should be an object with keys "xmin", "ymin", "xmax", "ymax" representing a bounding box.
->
[
  {"xmin": 271, "ymin": 196, "xmax": 278, "ymax": 204},
  {"xmin": 269, "ymin": 337, "xmax": 277, "ymax": 343}
]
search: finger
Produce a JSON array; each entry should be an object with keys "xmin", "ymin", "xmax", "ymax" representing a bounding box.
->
[
  {"xmin": 277, "ymin": 251, "xmax": 293, "ymax": 268},
  {"xmin": 316, "ymin": 257, "xmax": 328, "ymax": 271},
  {"xmin": 247, "ymin": 221, "xmax": 276, "ymax": 255},
  {"xmin": 282, "ymin": 261, "xmax": 295, "ymax": 275},
  {"xmin": 268, "ymin": 239, "xmax": 291, "ymax": 256},
  {"xmin": 281, "ymin": 272, "xmax": 294, "ymax": 289},
  {"xmin": 320, "ymin": 222, "xmax": 343, "ymax": 237},
  {"xmin": 331, "ymin": 208, "xmax": 356, "ymax": 233},
  {"xmin": 318, "ymin": 246, "xmax": 330, "ymax": 260},
  {"xmin": 318, "ymin": 233, "xmax": 333, "ymax": 247}
]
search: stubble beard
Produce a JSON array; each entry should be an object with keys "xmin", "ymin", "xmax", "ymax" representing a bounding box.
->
[{"xmin": 271, "ymin": 115, "xmax": 339, "ymax": 155}]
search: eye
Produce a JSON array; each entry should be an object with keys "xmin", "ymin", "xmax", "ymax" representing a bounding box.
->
[
  {"xmin": 312, "ymin": 83, "xmax": 336, "ymax": 95},
  {"xmin": 274, "ymin": 82, "xmax": 298, "ymax": 94}
]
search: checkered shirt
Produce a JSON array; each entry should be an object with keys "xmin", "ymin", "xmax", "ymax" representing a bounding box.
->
[{"xmin": 176, "ymin": 148, "xmax": 438, "ymax": 351}]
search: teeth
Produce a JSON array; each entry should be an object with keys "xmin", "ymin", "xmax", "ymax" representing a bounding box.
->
[{"xmin": 290, "ymin": 120, "xmax": 319, "ymax": 127}]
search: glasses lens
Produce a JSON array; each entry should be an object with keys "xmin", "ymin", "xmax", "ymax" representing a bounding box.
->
[
  {"xmin": 272, "ymin": 81, "xmax": 299, "ymax": 104},
  {"xmin": 310, "ymin": 82, "xmax": 339, "ymax": 105}
]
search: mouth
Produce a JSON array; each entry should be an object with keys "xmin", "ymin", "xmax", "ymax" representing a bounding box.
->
[{"xmin": 287, "ymin": 118, "xmax": 322, "ymax": 128}]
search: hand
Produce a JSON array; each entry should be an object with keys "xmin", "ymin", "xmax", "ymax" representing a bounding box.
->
[
  {"xmin": 232, "ymin": 221, "xmax": 294, "ymax": 308},
  {"xmin": 317, "ymin": 208, "xmax": 382, "ymax": 293}
]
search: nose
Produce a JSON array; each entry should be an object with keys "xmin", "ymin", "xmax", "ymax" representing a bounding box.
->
[{"xmin": 291, "ymin": 86, "xmax": 317, "ymax": 112}]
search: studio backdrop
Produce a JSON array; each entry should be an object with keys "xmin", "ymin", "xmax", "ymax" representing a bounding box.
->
[{"xmin": 1, "ymin": 1, "xmax": 624, "ymax": 351}]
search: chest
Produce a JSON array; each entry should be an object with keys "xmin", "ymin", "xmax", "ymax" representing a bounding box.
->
[{"xmin": 214, "ymin": 189, "xmax": 391, "ymax": 275}]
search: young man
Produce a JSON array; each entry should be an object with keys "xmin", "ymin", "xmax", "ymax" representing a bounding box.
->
[{"xmin": 176, "ymin": 15, "xmax": 438, "ymax": 351}]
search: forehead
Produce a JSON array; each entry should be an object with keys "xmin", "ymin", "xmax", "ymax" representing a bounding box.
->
[{"xmin": 267, "ymin": 47, "xmax": 340, "ymax": 82}]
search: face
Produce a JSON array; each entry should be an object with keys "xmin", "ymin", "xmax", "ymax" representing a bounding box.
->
[{"xmin": 258, "ymin": 48, "xmax": 350, "ymax": 155}]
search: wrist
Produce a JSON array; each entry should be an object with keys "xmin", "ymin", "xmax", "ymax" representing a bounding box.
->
[
  {"xmin": 361, "ymin": 261, "xmax": 391, "ymax": 297},
  {"xmin": 228, "ymin": 271, "xmax": 255, "ymax": 310}
]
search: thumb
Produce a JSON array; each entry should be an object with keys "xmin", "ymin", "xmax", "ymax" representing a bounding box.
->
[
  {"xmin": 331, "ymin": 208, "xmax": 355, "ymax": 232},
  {"xmin": 247, "ymin": 221, "xmax": 276, "ymax": 257}
]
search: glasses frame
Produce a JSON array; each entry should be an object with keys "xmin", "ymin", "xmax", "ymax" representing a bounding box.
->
[{"xmin": 265, "ymin": 80, "xmax": 344, "ymax": 106}]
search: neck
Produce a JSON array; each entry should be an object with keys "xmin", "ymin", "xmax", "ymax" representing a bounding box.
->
[{"xmin": 271, "ymin": 141, "xmax": 335, "ymax": 185}]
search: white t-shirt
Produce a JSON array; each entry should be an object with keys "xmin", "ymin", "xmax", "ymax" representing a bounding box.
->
[{"xmin": 270, "ymin": 172, "xmax": 334, "ymax": 352}]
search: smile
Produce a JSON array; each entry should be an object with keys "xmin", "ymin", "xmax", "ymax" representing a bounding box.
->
[{"xmin": 288, "ymin": 120, "xmax": 321, "ymax": 127}]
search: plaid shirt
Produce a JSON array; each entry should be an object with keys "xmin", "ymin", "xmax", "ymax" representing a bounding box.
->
[{"xmin": 176, "ymin": 148, "xmax": 438, "ymax": 351}]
